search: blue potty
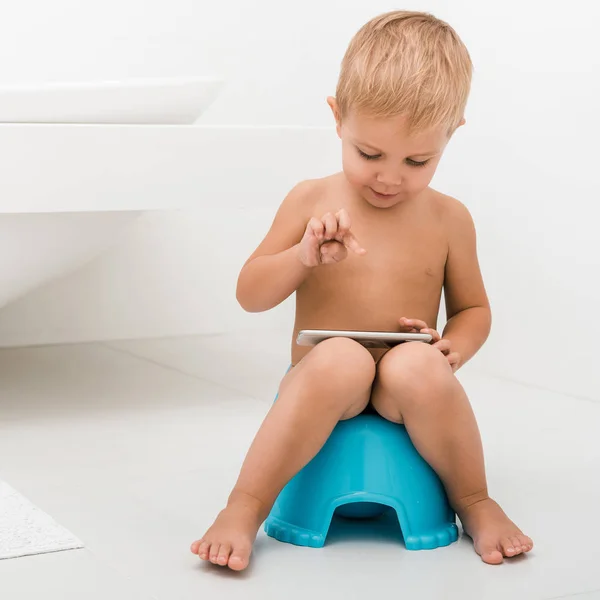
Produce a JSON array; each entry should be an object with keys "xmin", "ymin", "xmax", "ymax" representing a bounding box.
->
[{"xmin": 264, "ymin": 413, "xmax": 458, "ymax": 550}]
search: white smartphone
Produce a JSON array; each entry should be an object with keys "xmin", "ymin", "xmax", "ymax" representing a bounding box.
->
[{"xmin": 297, "ymin": 329, "xmax": 433, "ymax": 349}]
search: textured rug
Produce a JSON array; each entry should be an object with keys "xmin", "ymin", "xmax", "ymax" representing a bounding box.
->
[{"xmin": 0, "ymin": 480, "xmax": 83, "ymax": 560}]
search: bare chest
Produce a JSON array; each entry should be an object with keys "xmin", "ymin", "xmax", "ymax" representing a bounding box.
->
[
  {"xmin": 307, "ymin": 205, "xmax": 446, "ymax": 295},
  {"xmin": 291, "ymin": 192, "xmax": 449, "ymax": 363}
]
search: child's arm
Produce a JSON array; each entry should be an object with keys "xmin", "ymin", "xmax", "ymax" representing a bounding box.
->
[
  {"xmin": 238, "ymin": 180, "xmax": 366, "ymax": 312},
  {"xmin": 441, "ymin": 200, "xmax": 492, "ymax": 369},
  {"xmin": 236, "ymin": 181, "xmax": 315, "ymax": 313}
]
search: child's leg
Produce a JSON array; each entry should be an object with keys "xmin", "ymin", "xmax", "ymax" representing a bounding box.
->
[
  {"xmin": 370, "ymin": 342, "xmax": 533, "ymax": 565},
  {"xmin": 191, "ymin": 337, "xmax": 376, "ymax": 571}
]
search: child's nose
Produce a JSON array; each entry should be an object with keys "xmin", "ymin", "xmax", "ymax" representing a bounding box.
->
[{"xmin": 376, "ymin": 171, "xmax": 402, "ymax": 187}]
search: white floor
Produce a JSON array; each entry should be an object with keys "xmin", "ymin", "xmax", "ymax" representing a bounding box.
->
[{"xmin": 0, "ymin": 331, "xmax": 599, "ymax": 600}]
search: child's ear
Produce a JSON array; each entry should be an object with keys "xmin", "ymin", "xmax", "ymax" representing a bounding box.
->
[
  {"xmin": 448, "ymin": 117, "xmax": 466, "ymax": 138},
  {"xmin": 327, "ymin": 96, "xmax": 342, "ymax": 138}
]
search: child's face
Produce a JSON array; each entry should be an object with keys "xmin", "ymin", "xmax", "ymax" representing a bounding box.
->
[{"xmin": 329, "ymin": 99, "xmax": 458, "ymax": 208}]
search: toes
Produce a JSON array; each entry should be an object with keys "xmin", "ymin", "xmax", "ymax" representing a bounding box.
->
[
  {"xmin": 217, "ymin": 543, "xmax": 232, "ymax": 566},
  {"xmin": 510, "ymin": 536, "xmax": 523, "ymax": 554},
  {"xmin": 195, "ymin": 540, "xmax": 237, "ymax": 568},
  {"xmin": 481, "ymin": 548, "xmax": 503, "ymax": 565},
  {"xmin": 500, "ymin": 537, "xmax": 518, "ymax": 557},
  {"xmin": 228, "ymin": 555, "xmax": 249, "ymax": 571},
  {"xmin": 477, "ymin": 541, "xmax": 504, "ymax": 565},
  {"xmin": 518, "ymin": 534, "xmax": 534, "ymax": 552},
  {"xmin": 197, "ymin": 540, "xmax": 210, "ymax": 561},
  {"xmin": 228, "ymin": 543, "xmax": 252, "ymax": 571}
]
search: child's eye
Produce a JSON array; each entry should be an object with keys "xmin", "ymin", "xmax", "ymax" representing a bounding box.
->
[
  {"xmin": 357, "ymin": 148, "xmax": 381, "ymax": 160},
  {"xmin": 406, "ymin": 158, "xmax": 430, "ymax": 168}
]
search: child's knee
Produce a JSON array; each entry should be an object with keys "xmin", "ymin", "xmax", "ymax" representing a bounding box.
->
[
  {"xmin": 305, "ymin": 337, "xmax": 376, "ymax": 391},
  {"xmin": 377, "ymin": 342, "xmax": 453, "ymax": 399}
]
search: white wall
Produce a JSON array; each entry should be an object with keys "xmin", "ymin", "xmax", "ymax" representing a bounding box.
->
[{"xmin": 0, "ymin": 1, "xmax": 598, "ymax": 401}]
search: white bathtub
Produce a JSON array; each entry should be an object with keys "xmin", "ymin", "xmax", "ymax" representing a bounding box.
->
[
  {"xmin": 0, "ymin": 212, "xmax": 140, "ymax": 308},
  {"xmin": 0, "ymin": 77, "xmax": 222, "ymax": 309}
]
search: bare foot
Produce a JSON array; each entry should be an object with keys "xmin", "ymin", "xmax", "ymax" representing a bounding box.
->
[
  {"xmin": 458, "ymin": 497, "xmax": 533, "ymax": 565},
  {"xmin": 190, "ymin": 493, "xmax": 265, "ymax": 571}
]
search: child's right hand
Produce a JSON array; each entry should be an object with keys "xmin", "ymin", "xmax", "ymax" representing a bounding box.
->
[{"xmin": 297, "ymin": 209, "xmax": 366, "ymax": 267}]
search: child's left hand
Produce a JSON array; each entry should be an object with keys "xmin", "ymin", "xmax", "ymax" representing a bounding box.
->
[{"xmin": 398, "ymin": 317, "xmax": 461, "ymax": 372}]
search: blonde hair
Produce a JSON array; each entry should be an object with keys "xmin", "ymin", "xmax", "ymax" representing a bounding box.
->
[{"xmin": 336, "ymin": 11, "xmax": 473, "ymax": 133}]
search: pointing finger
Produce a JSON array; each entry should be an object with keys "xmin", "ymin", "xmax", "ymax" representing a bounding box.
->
[{"xmin": 342, "ymin": 231, "xmax": 366, "ymax": 255}]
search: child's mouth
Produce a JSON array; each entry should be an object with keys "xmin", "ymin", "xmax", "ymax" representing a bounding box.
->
[{"xmin": 370, "ymin": 188, "xmax": 400, "ymax": 200}]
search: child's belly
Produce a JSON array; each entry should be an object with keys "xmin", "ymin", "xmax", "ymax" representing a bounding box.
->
[{"xmin": 291, "ymin": 250, "xmax": 446, "ymax": 365}]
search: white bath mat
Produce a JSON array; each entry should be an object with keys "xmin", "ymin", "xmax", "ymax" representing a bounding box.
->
[{"xmin": 0, "ymin": 480, "xmax": 83, "ymax": 560}]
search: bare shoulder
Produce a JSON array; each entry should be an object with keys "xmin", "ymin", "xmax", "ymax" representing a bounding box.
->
[
  {"xmin": 281, "ymin": 176, "xmax": 332, "ymax": 216},
  {"xmin": 281, "ymin": 173, "xmax": 345, "ymax": 220},
  {"xmin": 428, "ymin": 188, "xmax": 476, "ymax": 233}
]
